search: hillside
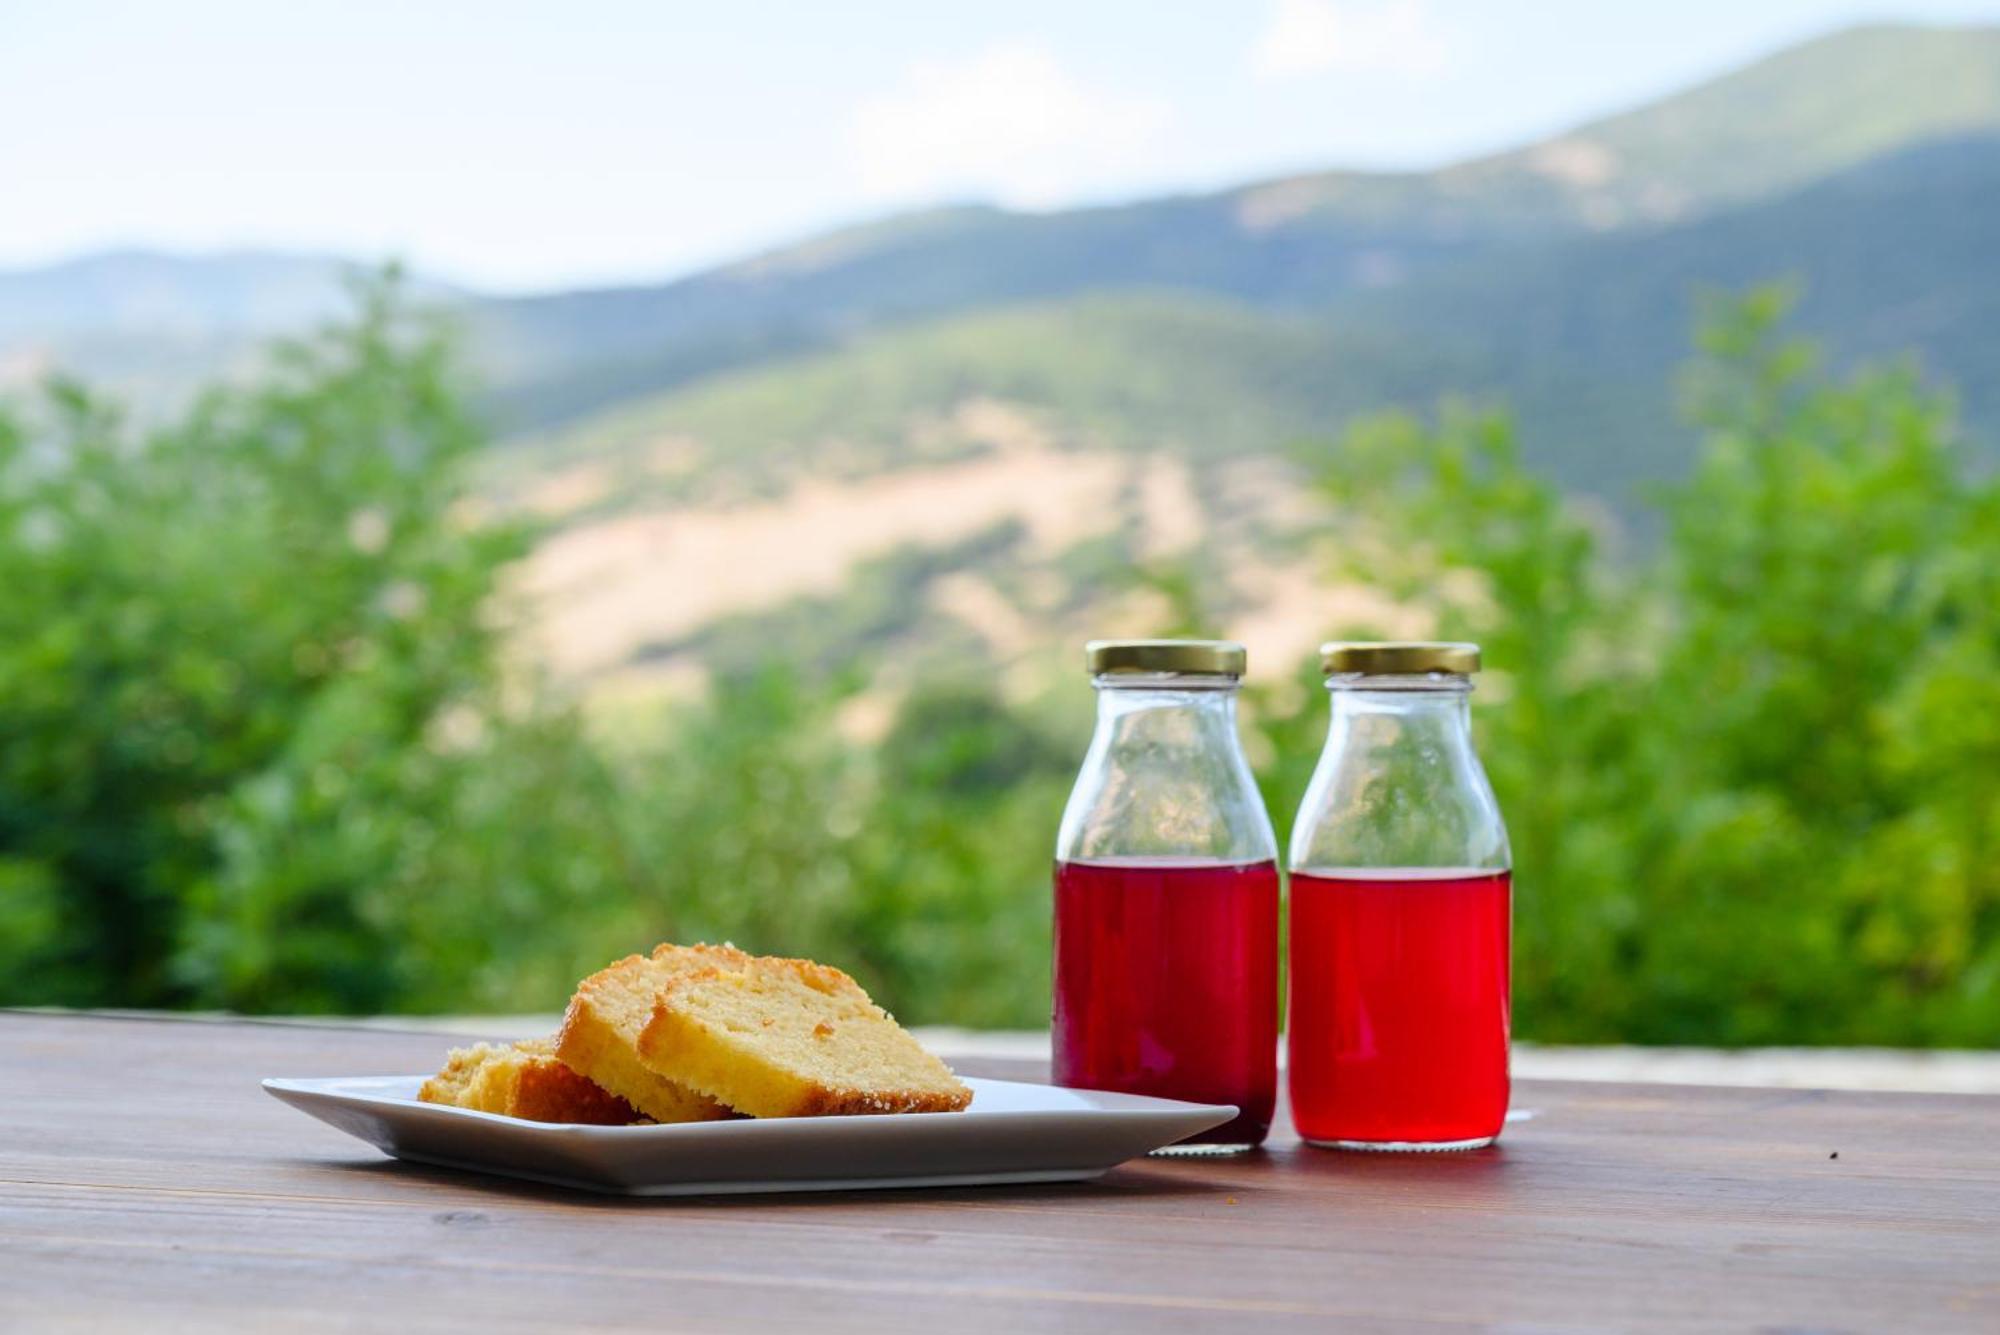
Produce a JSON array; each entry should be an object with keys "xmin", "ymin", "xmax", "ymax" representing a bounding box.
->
[
  {"xmin": 1439, "ymin": 23, "xmax": 2000, "ymax": 225},
  {"xmin": 509, "ymin": 130, "xmax": 2000, "ymax": 513},
  {"xmin": 6, "ymin": 23, "xmax": 1999, "ymax": 695},
  {"xmin": 504, "ymin": 123, "xmax": 2000, "ymax": 693},
  {"xmin": 491, "ymin": 293, "xmax": 1488, "ymax": 510},
  {"xmin": 1346, "ymin": 131, "xmax": 2000, "ymax": 496},
  {"xmin": 495, "ymin": 294, "xmax": 1415, "ymax": 688}
]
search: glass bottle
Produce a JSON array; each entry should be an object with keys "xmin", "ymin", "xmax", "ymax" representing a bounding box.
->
[
  {"xmin": 1053, "ymin": 639, "xmax": 1280, "ymax": 1153},
  {"xmin": 1287, "ymin": 642, "xmax": 1512, "ymax": 1151}
]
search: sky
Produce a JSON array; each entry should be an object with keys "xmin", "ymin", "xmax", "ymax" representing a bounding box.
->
[{"xmin": 3, "ymin": 0, "xmax": 1996, "ymax": 293}]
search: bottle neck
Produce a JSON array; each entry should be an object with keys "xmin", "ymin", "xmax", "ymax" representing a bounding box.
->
[
  {"xmin": 1326, "ymin": 678, "xmax": 1475, "ymax": 754},
  {"xmin": 1093, "ymin": 675, "xmax": 1243, "ymax": 725}
]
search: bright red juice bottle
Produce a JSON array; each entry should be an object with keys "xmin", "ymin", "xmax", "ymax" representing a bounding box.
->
[
  {"xmin": 1287, "ymin": 643, "xmax": 1513, "ymax": 1151},
  {"xmin": 1288, "ymin": 867, "xmax": 1511, "ymax": 1146},
  {"xmin": 1054, "ymin": 640, "xmax": 1279, "ymax": 1153}
]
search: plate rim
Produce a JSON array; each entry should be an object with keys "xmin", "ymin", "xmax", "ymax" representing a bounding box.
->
[{"xmin": 261, "ymin": 1073, "xmax": 1239, "ymax": 1138}]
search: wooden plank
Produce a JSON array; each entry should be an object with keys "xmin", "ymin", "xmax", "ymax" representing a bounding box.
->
[{"xmin": 1, "ymin": 1013, "xmax": 1995, "ymax": 1332}]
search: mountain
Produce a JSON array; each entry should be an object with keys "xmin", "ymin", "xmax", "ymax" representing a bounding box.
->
[
  {"xmin": 468, "ymin": 23, "xmax": 2000, "ymax": 429},
  {"xmin": 0, "ymin": 248, "xmax": 406, "ymax": 339},
  {"xmin": 6, "ymin": 23, "xmax": 1999, "ymax": 690},
  {"xmin": 1342, "ymin": 131, "xmax": 2000, "ymax": 495},
  {"xmin": 492, "ymin": 293, "xmax": 1475, "ymax": 511},
  {"xmin": 510, "ymin": 129, "xmax": 2000, "ymax": 515},
  {"xmin": 498, "ymin": 57, "xmax": 2000, "ymax": 689},
  {"xmin": 9, "ymin": 24, "xmax": 1994, "ymax": 430},
  {"xmin": 0, "ymin": 249, "xmax": 461, "ymax": 407},
  {"xmin": 1437, "ymin": 22, "xmax": 2000, "ymax": 225},
  {"xmin": 501, "ymin": 128, "xmax": 2000, "ymax": 686}
]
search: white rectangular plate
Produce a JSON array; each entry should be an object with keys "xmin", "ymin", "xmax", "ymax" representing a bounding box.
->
[{"xmin": 263, "ymin": 1075, "xmax": 1236, "ymax": 1196}]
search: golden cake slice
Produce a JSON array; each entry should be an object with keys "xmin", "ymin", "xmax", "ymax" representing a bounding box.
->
[
  {"xmin": 417, "ymin": 1038, "xmax": 641, "ymax": 1124},
  {"xmin": 636, "ymin": 955, "xmax": 972, "ymax": 1118},
  {"xmin": 553, "ymin": 945, "xmax": 744, "ymax": 1124}
]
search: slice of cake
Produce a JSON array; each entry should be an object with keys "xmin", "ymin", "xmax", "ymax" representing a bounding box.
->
[
  {"xmin": 418, "ymin": 1038, "xmax": 641, "ymax": 1124},
  {"xmin": 553, "ymin": 945, "xmax": 744, "ymax": 1124},
  {"xmin": 636, "ymin": 955, "xmax": 972, "ymax": 1118}
]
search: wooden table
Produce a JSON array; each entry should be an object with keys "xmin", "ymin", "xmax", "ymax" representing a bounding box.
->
[{"xmin": 3, "ymin": 1013, "xmax": 1996, "ymax": 1332}]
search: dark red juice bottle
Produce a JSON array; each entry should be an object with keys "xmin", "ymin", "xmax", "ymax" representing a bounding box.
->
[
  {"xmin": 1287, "ymin": 643, "xmax": 1513, "ymax": 1151},
  {"xmin": 1054, "ymin": 640, "xmax": 1279, "ymax": 1153}
]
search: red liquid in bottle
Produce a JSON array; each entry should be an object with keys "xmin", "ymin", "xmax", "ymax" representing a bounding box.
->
[
  {"xmin": 1053, "ymin": 857, "xmax": 1279, "ymax": 1147},
  {"xmin": 1288, "ymin": 868, "xmax": 1511, "ymax": 1146}
]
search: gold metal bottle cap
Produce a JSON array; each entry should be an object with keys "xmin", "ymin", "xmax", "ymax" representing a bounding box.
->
[
  {"xmin": 1085, "ymin": 639, "xmax": 1247, "ymax": 677},
  {"xmin": 1320, "ymin": 641, "xmax": 1481, "ymax": 676}
]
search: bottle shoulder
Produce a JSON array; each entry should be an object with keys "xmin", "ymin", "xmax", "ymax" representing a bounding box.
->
[
  {"xmin": 1287, "ymin": 705, "xmax": 1509, "ymax": 870},
  {"xmin": 1056, "ymin": 696, "xmax": 1277, "ymax": 863}
]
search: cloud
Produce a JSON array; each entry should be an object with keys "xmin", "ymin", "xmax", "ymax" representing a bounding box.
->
[
  {"xmin": 1251, "ymin": 0, "xmax": 1452, "ymax": 81},
  {"xmin": 848, "ymin": 42, "xmax": 1169, "ymax": 209}
]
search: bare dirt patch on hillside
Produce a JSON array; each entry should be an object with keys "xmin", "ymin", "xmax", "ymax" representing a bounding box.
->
[
  {"xmin": 517, "ymin": 426, "xmax": 1134, "ymax": 679},
  {"xmin": 511, "ymin": 398, "xmax": 1367, "ymax": 694}
]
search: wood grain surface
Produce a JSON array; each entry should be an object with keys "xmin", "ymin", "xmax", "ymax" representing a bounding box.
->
[{"xmin": 2, "ymin": 1012, "xmax": 1996, "ymax": 1332}]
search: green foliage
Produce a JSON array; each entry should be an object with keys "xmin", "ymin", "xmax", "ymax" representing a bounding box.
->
[
  {"xmin": 1282, "ymin": 288, "xmax": 2000, "ymax": 1043},
  {"xmin": 0, "ymin": 281, "xmax": 557, "ymax": 1008},
  {"xmin": 0, "ymin": 283, "xmax": 1071, "ymax": 1024},
  {"xmin": 561, "ymin": 671, "xmax": 1068, "ymax": 1028},
  {"xmin": 848, "ymin": 683, "xmax": 1073, "ymax": 1026},
  {"xmin": 502, "ymin": 292, "xmax": 1490, "ymax": 512},
  {"xmin": 6, "ymin": 280, "xmax": 1995, "ymax": 1044}
]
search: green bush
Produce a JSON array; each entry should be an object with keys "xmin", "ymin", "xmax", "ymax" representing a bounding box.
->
[{"xmin": 0, "ymin": 283, "xmax": 553, "ymax": 1008}]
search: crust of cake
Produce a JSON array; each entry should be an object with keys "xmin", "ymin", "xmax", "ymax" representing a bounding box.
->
[
  {"xmin": 635, "ymin": 957, "xmax": 972, "ymax": 1118},
  {"xmin": 553, "ymin": 947, "xmax": 745, "ymax": 1124},
  {"xmin": 418, "ymin": 1038, "xmax": 640, "ymax": 1125}
]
